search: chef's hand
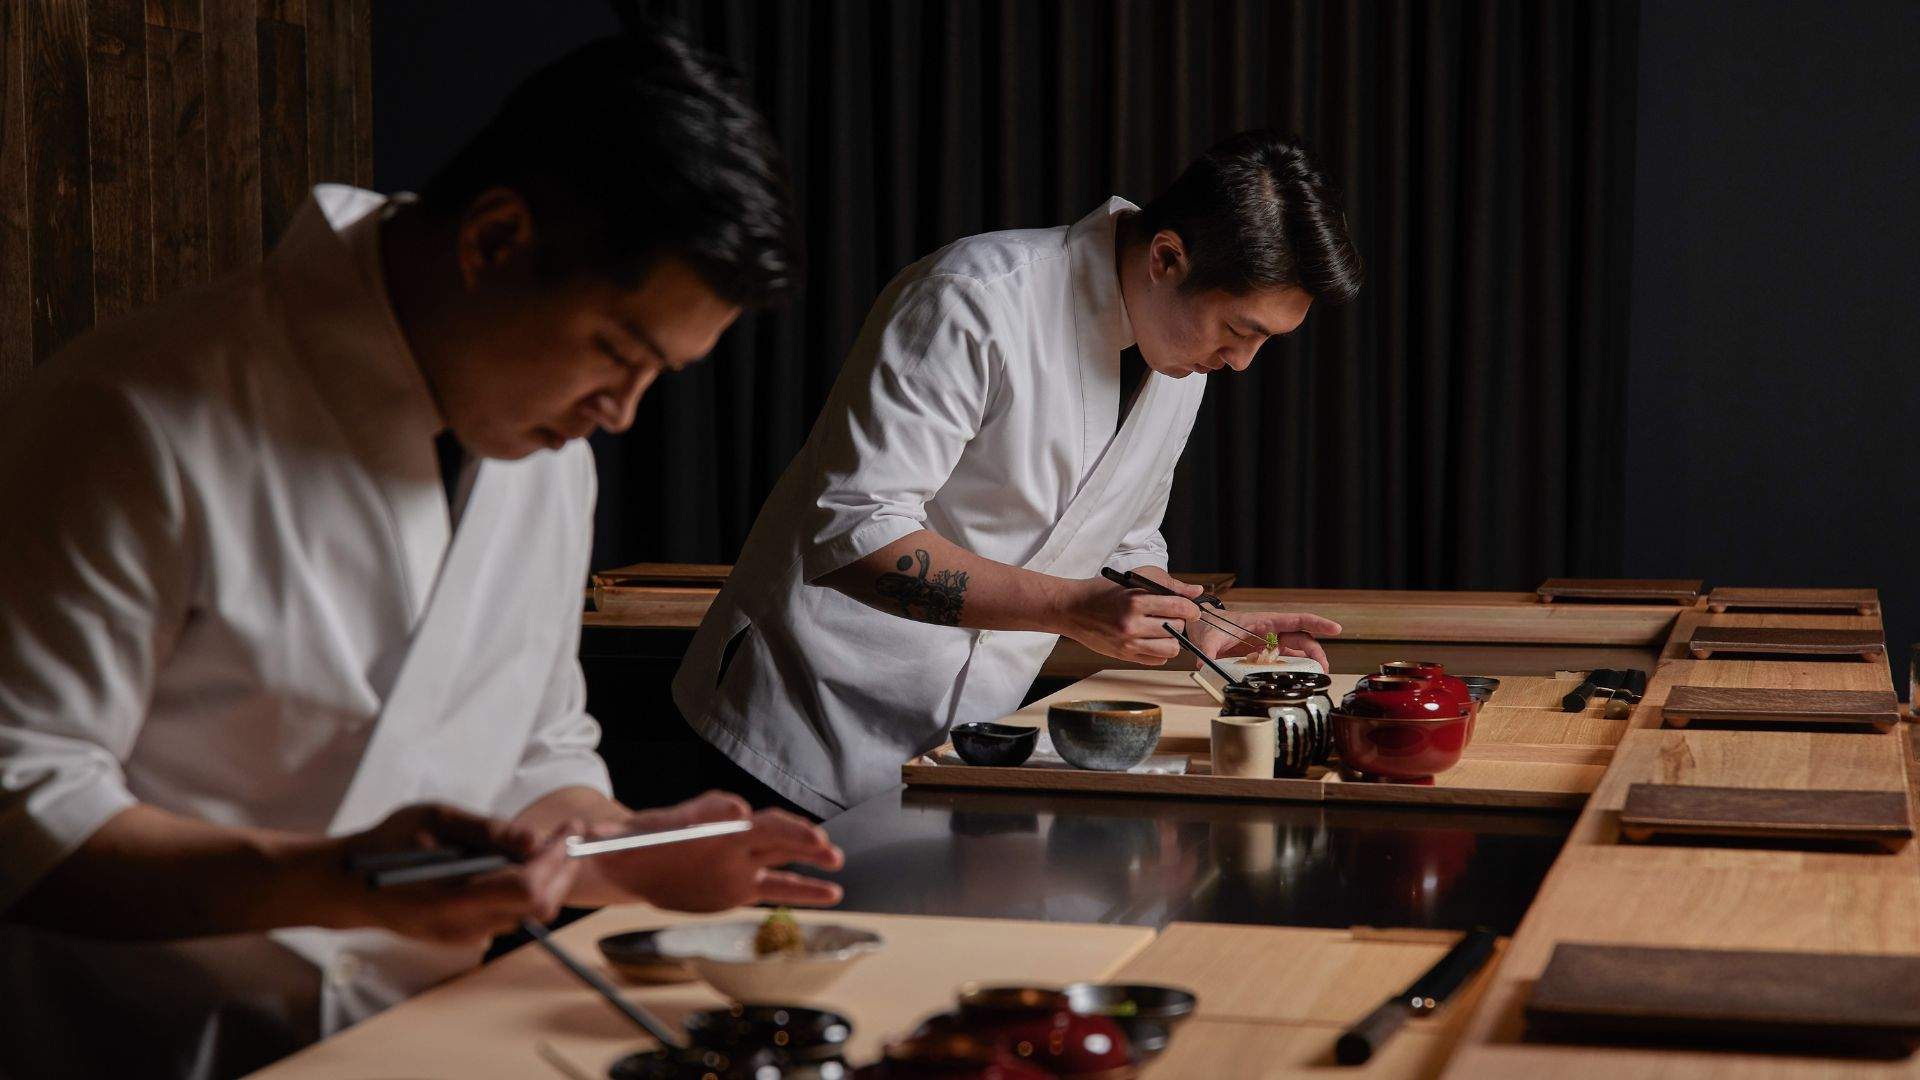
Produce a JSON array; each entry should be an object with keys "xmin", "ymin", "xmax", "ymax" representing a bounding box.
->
[
  {"xmin": 1197, "ymin": 610, "xmax": 1344, "ymax": 671},
  {"xmin": 1053, "ymin": 577, "xmax": 1203, "ymax": 664},
  {"xmin": 577, "ymin": 791, "xmax": 845, "ymax": 912},
  {"xmin": 339, "ymin": 803, "xmax": 579, "ymax": 946}
]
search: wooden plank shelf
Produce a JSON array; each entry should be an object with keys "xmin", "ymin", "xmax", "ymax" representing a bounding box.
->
[
  {"xmin": 1618, "ymin": 783, "xmax": 1912, "ymax": 852},
  {"xmin": 1537, "ymin": 578, "xmax": 1704, "ymax": 604},
  {"xmin": 1685, "ymin": 626, "xmax": 1885, "ymax": 661},
  {"xmin": 1661, "ymin": 686, "xmax": 1901, "ymax": 732},
  {"xmin": 1706, "ymin": 587, "xmax": 1881, "ymax": 615}
]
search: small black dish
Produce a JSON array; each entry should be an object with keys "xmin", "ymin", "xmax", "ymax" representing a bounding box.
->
[
  {"xmin": 951, "ymin": 722, "xmax": 1039, "ymax": 767},
  {"xmin": 596, "ymin": 929, "xmax": 696, "ymax": 984},
  {"xmin": 608, "ymin": 1045, "xmax": 779, "ymax": 1080},
  {"xmin": 1459, "ymin": 676, "xmax": 1501, "ymax": 703},
  {"xmin": 1062, "ymin": 982, "xmax": 1198, "ymax": 1061},
  {"xmin": 683, "ymin": 1004, "xmax": 853, "ymax": 1065}
]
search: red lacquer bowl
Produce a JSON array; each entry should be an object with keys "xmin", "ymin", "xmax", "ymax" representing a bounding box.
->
[
  {"xmin": 1331, "ymin": 708, "xmax": 1471, "ymax": 781},
  {"xmin": 1342, "ymin": 675, "xmax": 1459, "ymax": 720},
  {"xmin": 1379, "ymin": 661, "xmax": 1474, "ymax": 716}
]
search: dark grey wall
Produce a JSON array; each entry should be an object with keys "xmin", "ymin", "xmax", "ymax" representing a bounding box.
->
[{"xmin": 1623, "ymin": 0, "xmax": 1920, "ymax": 692}]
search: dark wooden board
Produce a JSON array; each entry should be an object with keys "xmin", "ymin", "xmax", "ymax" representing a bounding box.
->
[
  {"xmin": 1526, "ymin": 942, "xmax": 1920, "ymax": 1052},
  {"xmin": 85, "ymin": 0, "xmax": 151, "ymax": 323},
  {"xmin": 147, "ymin": 19, "xmax": 211, "ymax": 300},
  {"xmin": 1537, "ymin": 578, "xmax": 1703, "ymax": 604},
  {"xmin": 202, "ymin": 0, "xmax": 263, "ymax": 275},
  {"xmin": 27, "ymin": 0, "xmax": 95, "ymax": 365},
  {"xmin": 1661, "ymin": 685, "xmax": 1901, "ymax": 732},
  {"xmin": 1686, "ymin": 626, "xmax": 1885, "ymax": 661},
  {"xmin": 255, "ymin": 12, "xmax": 307, "ymax": 250},
  {"xmin": 1618, "ymin": 783, "xmax": 1912, "ymax": 852},
  {"xmin": 0, "ymin": 2, "xmax": 32, "ymax": 389},
  {"xmin": 1706, "ymin": 586, "xmax": 1881, "ymax": 614}
]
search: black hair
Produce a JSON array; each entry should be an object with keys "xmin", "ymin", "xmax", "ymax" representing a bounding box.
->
[
  {"xmin": 1136, "ymin": 130, "xmax": 1362, "ymax": 304},
  {"xmin": 420, "ymin": 22, "xmax": 799, "ymax": 306}
]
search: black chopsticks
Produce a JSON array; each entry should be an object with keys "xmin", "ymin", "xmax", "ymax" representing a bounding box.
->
[
  {"xmin": 346, "ymin": 820, "xmax": 755, "ymax": 888},
  {"xmin": 1102, "ymin": 567, "xmax": 1267, "ymax": 650},
  {"xmin": 1336, "ymin": 929, "xmax": 1498, "ymax": 1065},
  {"xmin": 522, "ymin": 917, "xmax": 686, "ymax": 1049},
  {"xmin": 1163, "ymin": 622, "xmax": 1245, "ymax": 688}
]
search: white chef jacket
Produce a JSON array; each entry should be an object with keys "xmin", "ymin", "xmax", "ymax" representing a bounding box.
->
[
  {"xmin": 0, "ymin": 185, "xmax": 610, "ymax": 1077},
  {"xmin": 673, "ymin": 198, "xmax": 1206, "ymax": 817}
]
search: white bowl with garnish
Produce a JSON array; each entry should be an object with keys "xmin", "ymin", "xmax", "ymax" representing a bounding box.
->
[{"xmin": 653, "ymin": 919, "xmax": 884, "ymax": 1005}]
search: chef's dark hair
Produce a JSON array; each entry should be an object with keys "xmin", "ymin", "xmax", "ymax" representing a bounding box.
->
[
  {"xmin": 1138, "ymin": 130, "xmax": 1362, "ymax": 304},
  {"xmin": 420, "ymin": 22, "xmax": 799, "ymax": 305}
]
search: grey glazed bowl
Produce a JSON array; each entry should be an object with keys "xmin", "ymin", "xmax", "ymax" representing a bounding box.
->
[{"xmin": 1047, "ymin": 700, "xmax": 1163, "ymax": 771}]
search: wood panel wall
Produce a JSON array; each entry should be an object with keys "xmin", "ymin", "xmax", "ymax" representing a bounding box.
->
[{"xmin": 0, "ymin": 0, "xmax": 370, "ymax": 398}]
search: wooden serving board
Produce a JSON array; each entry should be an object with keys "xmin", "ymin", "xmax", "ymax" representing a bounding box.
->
[
  {"xmin": 1706, "ymin": 586, "xmax": 1880, "ymax": 615},
  {"xmin": 1661, "ymin": 685, "xmax": 1901, "ymax": 732},
  {"xmin": 1537, "ymin": 578, "xmax": 1703, "ymax": 604},
  {"xmin": 903, "ymin": 671, "xmax": 1614, "ymax": 811},
  {"xmin": 1525, "ymin": 942, "xmax": 1920, "ymax": 1052},
  {"xmin": 249, "ymin": 907, "xmax": 1156, "ymax": 1079},
  {"xmin": 1618, "ymin": 783, "xmax": 1913, "ymax": 852},
  {"xmin": 1685, "ymin": 626, "xmax": 1885, "ymax": 661}
]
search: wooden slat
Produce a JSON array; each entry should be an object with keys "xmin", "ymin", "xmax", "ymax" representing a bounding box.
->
[
  {"xmin": 1538, "ymin": 577, "xmax": 1703, "ymax": 603},
  {"xmin": 347, "ymin": 0, "xmax": 367, "ymax": 186},
  {"xmin": 1224, "ymin": 587, "xmax": 1680, "ymax": 647},
  {"xmin": 0, "ymin": 1, "xmax": 32, "ymax": 390},
  {"xmin": 301, "ymin": 0, "xmax": 350, "ymax": 183},
  {"xmin": 1707, "ymin": 586, "xmax": 1880, "ymax": 615},
  {"xmin": 255, "ymin": 10, "xmax": 305, "ymax": 250},
  {"xmin": 201, "ymin": 0, "xmax": 259, "ymax": 274},
  {"xmin": 84, "ymin": 0, "xmax": 150, "ymax": 322},
  {"xmin": 26, "ymin": 0, "xmax": 95, "ymax": 364},
  {"xmin": 146, "ymin": 18, "xmax": 210, "ymax": 299},
  {"xmin": 143, "ymin": 0, "xmax": 201, "ymax": 30}
]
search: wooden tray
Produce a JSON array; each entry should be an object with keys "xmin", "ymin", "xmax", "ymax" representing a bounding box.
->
[
  {"xmin": 1661, "ymin": 685, "xmax": 1901, "ymax": 732},
  {"xmin": 1525, "ymin": 942, "xmax": 1920, "ymax": 1053},
  {"xmin": 1537, "ymin": 578, "xmax": 1703, "ymax": 604},
  {"xmin": 1618, "ymin": 783, "xmax": 1912, "ymax": 852},
  {"xmin": 1706, "ymin": 586, "xmax": 1880, "ymax": 615},
  {"xmin": 1685, "ymin": 626, "xmax": 1885, "ymax": 661}
]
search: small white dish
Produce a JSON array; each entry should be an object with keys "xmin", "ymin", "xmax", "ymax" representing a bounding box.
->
[{"xmin": 653, "ymin": 920, "xmax": 883, "ymax": 1005}]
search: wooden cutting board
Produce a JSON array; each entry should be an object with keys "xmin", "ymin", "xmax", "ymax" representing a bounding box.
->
[
  {"xmin": 1661, "ymin": 685, "xmax": 1901, "ymax": 732},
  {"xmin": 1706, "ymin": 586, "xmax": 1880, "ymax": 614},
  {"xmin": 1685, "ymin": 626, "xmax": 1885, "ymax": 661},
  {"xmin": 1525, "ymin": 942, "xmax": 1920, "ymax": 1053},
  {"xmin": 1537, "ymin": 578, "xmax": 1703, "ymax": 604},
  {"xmin": 1617, "ymin": 783, "xmax": 1913, "ymax": 852}
]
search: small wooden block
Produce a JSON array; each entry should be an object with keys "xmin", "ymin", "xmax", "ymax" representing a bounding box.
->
[
  {"xmin": 1618, "ymin": 783, "xmax": 1912, "ymax": 852},
  {"xmin": 1537, "ymin": 578, "xmax": 1703, "ymax": 604},
  {"xmin": 1686, "ymin": 625, "xmax": 1885, "ymax": 661},
  {"xmin": 1526, "ymin": 942, "xmax": 1920, "ymax": 1051},
  {"xmin": 1706, "ymin": 586, "xmax": 1880, "ymax": 615},
  {"xmin": 1661, "ymin": 685, "xmax": 1901, "ymax": 732}
]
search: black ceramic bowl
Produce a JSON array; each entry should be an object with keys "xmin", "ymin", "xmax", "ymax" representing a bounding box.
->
[
  {"xmin": 1458, "ymin": 676, "xmax": 1501, "ymax": 703},
  {"xmin": 682, "ymin": 1004, "xmax": 854, "ymax": 1065},
  {"xmin": 950, "ymin": 722, "xmax": 1039, "ymax": 767},
  {"xmin": 596, "ymin": 929, "xmax": 696, "ymax": 984},
  {"xmin": 1061, "ymin": 982, "xmax": 1198, "ymax": 1061}
]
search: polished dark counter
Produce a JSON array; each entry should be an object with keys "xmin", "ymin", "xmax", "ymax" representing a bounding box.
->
[{"xmin": 822, "ymin": 786, "xmax": 1570, "ymax": 934}]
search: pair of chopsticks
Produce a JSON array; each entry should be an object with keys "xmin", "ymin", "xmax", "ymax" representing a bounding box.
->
[
  {"xmin": 1101, "ymin": 567, "xmax": 1266, "ymax": 651},
  {"xmin": 346, "ymin": 819, "xmax": 754, "ymax": 888}
]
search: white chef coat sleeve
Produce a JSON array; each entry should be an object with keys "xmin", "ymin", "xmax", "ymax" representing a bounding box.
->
[
  {"xmin": 0, "ymin": 373, "xmax": 189, "ymax": 912},
  {"xmin": 801, "ymin": 276, "xmax": 1001, "ymax": 584},
  {"xmin": 492, "ymin": 447, "xmax": 611, "ymax": 819},
  {"xmin": 1104, "ymin": 451, "xmax": 1181, "ymax": 574}
]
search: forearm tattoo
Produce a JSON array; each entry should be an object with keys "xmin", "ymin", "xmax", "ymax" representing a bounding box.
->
[{"xmin": 875, "ymin": 549, "xmax": 969, "ymax": 626}]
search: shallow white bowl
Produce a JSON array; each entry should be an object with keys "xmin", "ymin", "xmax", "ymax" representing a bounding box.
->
[
  {"xmin": 653, "ymin": 920, "xmax": 884, "ymax": 1005},
  {"xmin": 1215, "ymin": 654, "xmax": 1325, "ymax": 683}
]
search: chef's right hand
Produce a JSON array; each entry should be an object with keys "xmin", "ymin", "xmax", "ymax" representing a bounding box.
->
[
  {"xmin": 1054, "ymin": 577, "xmax": 1203, "ymax": 664},
  {"xmin": 336, "ymin": 803, "xmax": 579, "ymax": 946}
]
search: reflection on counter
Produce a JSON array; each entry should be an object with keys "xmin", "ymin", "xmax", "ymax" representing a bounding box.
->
[{"xmin": 823, "ymin": 787, "xmax": 1566, "ymax": 933}]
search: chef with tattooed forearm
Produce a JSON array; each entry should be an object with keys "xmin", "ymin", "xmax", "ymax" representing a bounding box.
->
[{"xmin": 672, "ymin": 132, "xmax": 1364, "ymax": 818}]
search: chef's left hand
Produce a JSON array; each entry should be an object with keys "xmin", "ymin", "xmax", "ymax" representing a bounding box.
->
[
  {"xmin": 1193, "ymin": 610, "xmax": 1343, "ymax": 671},
  {"xmin": 574, "ymin": 791, "xmax": 845, "ymax": 912}
]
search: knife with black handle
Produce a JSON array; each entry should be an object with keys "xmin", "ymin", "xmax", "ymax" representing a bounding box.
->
[
  {"xmin": 1604, "ymin": 668, "xmax": 1650, "ymax": 719},
  {"xmin": 1561, "ymin": 670, "xmax": 1607, "ymax": 713},
  {"xmin": 1336, "ymin": 929, "xmax": 1499, "ymax": 1065}
]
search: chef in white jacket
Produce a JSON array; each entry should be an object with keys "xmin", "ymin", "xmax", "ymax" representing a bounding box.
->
[
  {"xmin": 675, "ymin": 131, "xmax": 1365, "ymax": 817},
  {"xmin": 0, "ymin": 30, "xmax": 841, "ymax": 1079}
]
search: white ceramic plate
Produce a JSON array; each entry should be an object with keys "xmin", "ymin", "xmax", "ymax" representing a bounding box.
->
[{"xmin": 653, "ymin": 920, "xmax": 884, "ymax": 1005}]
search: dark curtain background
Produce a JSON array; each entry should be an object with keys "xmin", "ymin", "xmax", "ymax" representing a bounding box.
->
[
  {"xmin": 378, "ymin": 1, "xmax": 1641, "ymax": 590},
  {"xmin": 594, "ymin": 0, "xmax": 1640, "ymax": 589}
]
